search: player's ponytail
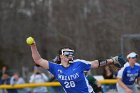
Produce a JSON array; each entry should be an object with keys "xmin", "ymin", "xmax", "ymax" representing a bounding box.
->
[{"xmin": 53, "ymin": 56, "xmax": 61, "ymax": 64}]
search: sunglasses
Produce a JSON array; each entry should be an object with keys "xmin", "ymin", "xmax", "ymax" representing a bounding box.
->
[
  {"xmin": 61, "ymin": 49, "xmax": 74, "ymax": 57},
  {"xmin": 131, "ymin": 57, "xmax": 137, "ymax": 59}
]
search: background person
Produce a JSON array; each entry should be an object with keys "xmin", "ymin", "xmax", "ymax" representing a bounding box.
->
[
  {"xmin": 102, "ymin": 65, "xmax": 117, "ymax": 92},
  {"xmin": 117, "ymin": 52, "xmax": 140, "ymax": 93},
  {"xmin": 0, "ymin": 71, "xmax": 18, "ymax": 93},
  {"xmin": 85, "ymin": 71, "xmax": 103, "ymax": 93},
  {"xmin": 103, "ymin": 66, "xmax": 114, "ymax": 79},
  {"xmin": 29, "ymin": 66, "xmax": 49, "ymax": 93},
  {"xmin": 11, "ymin": 72, "xmax": 30, "ymax": 93},
  {"xmin": 48, "ymin": 74, "xmax": 65, "ymax": 93}
]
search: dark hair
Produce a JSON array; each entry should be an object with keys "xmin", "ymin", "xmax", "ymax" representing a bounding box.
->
[
  {"xmin": 58, "ymin": 49, "xmax": 62, "ymax": 55},
  {"xmin": 13, "ymin": 72, "xmax": 20, "ymax": 76},
  {"xmin": 103, "ymin": 66, "xmax": 114, "ymax": 79},
  {"xmin": 3, "ymin": 71, "xmax": 10, "ymax": 75},
  {"xmin": 53, "ymin": 56, "xmax": 61, "ymax": 64}
]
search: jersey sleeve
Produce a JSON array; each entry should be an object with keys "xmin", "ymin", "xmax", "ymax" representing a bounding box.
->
[
  {"xmin": 48, "ymin": 61, "xmax": 58, "ymax": 76},
  {"xmin": 74, "ymin": 59, "xmax": 91, "ymax": 71},
  {"xmin": 117, "ymin": 67, "xmax": 125, "ymax": 78}
]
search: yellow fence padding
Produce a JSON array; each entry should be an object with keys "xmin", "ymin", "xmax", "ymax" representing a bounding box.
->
[
  {"xmin": 0, "ymin": 79, "xmax": 117, "ymax": 89},
  {"xmin": 99, "ymin": 79, "xmax": 117, "ymax": 84}
]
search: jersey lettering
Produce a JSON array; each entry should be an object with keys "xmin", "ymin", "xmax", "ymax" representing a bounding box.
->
[{"xmin": 58, "ymin": 73, "xmax": 79, "ymax": 81}]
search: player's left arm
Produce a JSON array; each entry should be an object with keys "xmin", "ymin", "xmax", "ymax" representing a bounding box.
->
[
  {"xmin": 90, "ymin": 55, "xmax": 125, "ymax": 68},
  {"xmin": 90, "ymin": 59, "xmax": 114, "ymax": 68}
]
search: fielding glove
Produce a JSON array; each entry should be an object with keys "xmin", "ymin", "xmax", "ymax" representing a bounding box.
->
[{"xmin": 111, "ymin": 55, "xmax": 126, "ymax": 68}]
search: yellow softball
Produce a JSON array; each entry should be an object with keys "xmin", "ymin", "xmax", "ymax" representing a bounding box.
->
[{"xmin": 26, "ymin": 37, "xmax": 34, "ymax": 45}]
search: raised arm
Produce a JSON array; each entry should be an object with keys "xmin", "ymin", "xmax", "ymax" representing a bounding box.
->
[
  {"xmin": 26, "ymin": 37, "xmax": 49, "ymax": 69},
  {"xmin": 31, "ymin": 43, "xmax": 49, "ymax": 69}
]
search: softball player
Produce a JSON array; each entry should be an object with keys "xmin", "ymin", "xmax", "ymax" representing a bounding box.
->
[
  {"xmin": 117, "ymin": 52, "xmax": 140, "ymax": 93},
  {"xmin": 28, "ymin": 40, "xmax": 122, "ymax": 93}
]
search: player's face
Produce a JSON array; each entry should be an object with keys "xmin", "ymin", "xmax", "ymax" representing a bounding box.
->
[
  {"xmin": 67, "ymin": 55, "xmax": 74, "ymax": 61},
  {"xmin": 61, "ymin": 49, "xmax": 74, "ymax": 61},
  {"xmin": 60, "ymin": 55, "xmax": 70, "ymax": 63},
  {"xmin": 129, "ymin": 57, "xmax": 137, "ymax": 64}
]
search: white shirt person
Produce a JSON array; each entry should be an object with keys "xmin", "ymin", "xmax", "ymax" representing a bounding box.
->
[{"xmin": 29, "ymin": 67, "xmax": 49, "ymax": 93}]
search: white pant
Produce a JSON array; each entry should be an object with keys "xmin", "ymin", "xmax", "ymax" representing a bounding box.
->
[{"xmin": 116, "ymin": 83, "xmax": 138, "ymax": 93}]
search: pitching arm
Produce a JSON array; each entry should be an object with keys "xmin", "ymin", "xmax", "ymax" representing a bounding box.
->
[{"xmin": 30, "ymin": 43, "xmax": 49, "ymax": 69}]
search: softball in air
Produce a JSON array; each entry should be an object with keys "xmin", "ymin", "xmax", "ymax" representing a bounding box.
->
[{"xmin": 26, "ymin": 37, "xmax": 34, "ymax": 45}]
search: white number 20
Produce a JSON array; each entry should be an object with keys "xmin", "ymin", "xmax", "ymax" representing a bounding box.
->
[{"xmin": 64, "ymin": 81, "xmax": 75, "ymax": 88}]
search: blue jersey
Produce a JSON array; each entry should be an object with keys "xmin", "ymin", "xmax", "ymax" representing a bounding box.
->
[
  {"xmin": 48, "ymin": 59, "xmax": 93, "ymax": 93},
  {"xmin": 117, "ymin": 62, "xmax": 140, "ymax": 85}
]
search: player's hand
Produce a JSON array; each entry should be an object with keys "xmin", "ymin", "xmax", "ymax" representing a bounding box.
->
[
  {"xmin": 125, "ymin": 88, "xmax": 133, "ymax": 93},
  {"xmin": 26, "ymin": 36, "xmax": 35, "ymax": 45}
]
